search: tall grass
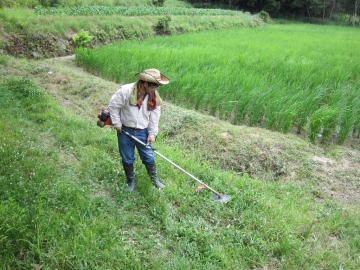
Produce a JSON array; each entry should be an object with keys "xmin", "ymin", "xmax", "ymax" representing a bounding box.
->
[{"xmin": 76, "ymin": 23, "xmax": 360, "ymax": 144}]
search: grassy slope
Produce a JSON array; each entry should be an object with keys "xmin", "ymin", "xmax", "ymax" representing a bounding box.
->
[{"xmin": 1, "ymin": 51, "xmax": 360, "ymax": 268}]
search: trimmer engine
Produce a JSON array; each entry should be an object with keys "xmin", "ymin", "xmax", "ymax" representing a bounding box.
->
[{"xmin": 97, "ymin": 109, "xmax": 113, "ymax": 127}]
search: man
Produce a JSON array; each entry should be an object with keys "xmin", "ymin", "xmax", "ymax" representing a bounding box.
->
[{"xmin": 108, "ymin": 68, "xmax": 170, "ymax": 191}]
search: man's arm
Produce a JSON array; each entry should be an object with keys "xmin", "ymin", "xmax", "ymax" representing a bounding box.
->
[
  {"xmin": 108, "ymin": 88, "xmax": 126, "ymax": 131},
  {"xmin": 148, "ymin": 106, "xmax": 161, "ymax": 142}
]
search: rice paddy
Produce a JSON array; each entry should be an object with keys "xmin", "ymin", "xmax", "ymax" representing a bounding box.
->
[{"xmin": 76, "ymin": 23, "xmax": 360, "ymax": 144}]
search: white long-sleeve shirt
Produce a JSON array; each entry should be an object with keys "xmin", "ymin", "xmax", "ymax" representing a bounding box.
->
[{"xmin": 108, "ymin": 82, "xmax": 161, "ymax": 137}]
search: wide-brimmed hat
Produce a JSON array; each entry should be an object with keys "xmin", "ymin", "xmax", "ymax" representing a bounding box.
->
[{"xmin": 135, "ymin": 68, "xmax": 170, "ymax": 85}]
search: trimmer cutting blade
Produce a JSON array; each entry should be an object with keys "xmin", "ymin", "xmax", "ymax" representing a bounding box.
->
[{"xmin": 211, "ymin": 194, "xmax": 231, "ymax": 203}]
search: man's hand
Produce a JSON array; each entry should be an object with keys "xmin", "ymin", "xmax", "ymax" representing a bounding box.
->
[
  {"xmin": 147, "ymin": 136, "xmax": 155, "ymax": 143},
  {"xmin": 115, "ymin": 126, "xmax": 122, "ymax": 133}
]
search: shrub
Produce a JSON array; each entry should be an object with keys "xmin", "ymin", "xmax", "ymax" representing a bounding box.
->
[
  {"xmin": 154, "ymin": 16, "xmax": 171, "ymax": 35},
  {"xmin": 73, "ymin": 30, "xmax": 93, "ymax": 48},
  {"xmin": 152, "ymin": 0, "xmax": 165, "ymax": 7},
  {"xmin": 258, "ymin": 10, "xmax": 271, "ymax": 23}
]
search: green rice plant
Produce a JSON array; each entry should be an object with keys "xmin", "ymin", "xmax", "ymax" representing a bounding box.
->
[
  {"xmin": 76, "ymin": 24, "xmax": 360, "ymax": 144},
  {"xmin": 295, "ymin": 84, "xmax": 331, "ymax": 134},
  {"xmin": 308, "ymin": 105, "xmax": 340, "ymax": 143},
  {"xmin": 336, "ymin": 88, "xmax": 360, "ymax": 144}
]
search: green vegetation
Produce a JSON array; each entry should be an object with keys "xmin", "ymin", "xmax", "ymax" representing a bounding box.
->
[
  {"xmin": 152, "ymin": 0, "xmax": 166, "ymax": 7},
  {"xmin": 1, "ymin": 60, "xmax": 360, "ymax": 268},
  {"xmin": 0, "ymin": 6, "xmax": 260, "ymax": 58},
  {"xmin": 75, "ymin": 24, "xmax": 360, "ymax": 145},
  {"xmin": 72, "ymin": 30, "xmax": 93, "ymax": 48},
  {"xmin": 33, "ymin": 5, "xmax": 246, "ymax": 16},
  {"xmin": 155, "ymin": 16, "xmax": 172, "ymax": 35},
  {"xmin": 258, "ymin": 10, "xmax": 271, "ymax": 23},
  {"xmin": 1, "ymin": 0, "xmax": 186, "ymax": 8},
  {"xmin": 1, "ymin": 0, "xmax": 360, "ymax": 269}
]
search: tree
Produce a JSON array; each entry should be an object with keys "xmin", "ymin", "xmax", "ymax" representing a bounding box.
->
[
  {"xmin": 328, "ymin": 0, "xmax": 337, "ymax": 21},
  {"xmin": 354, "ymin": 0, "xmax": 360, "ymax": 25},
  {"xmin": 187, "ymin": 0, "xmax": 359, "ymax": 24}
]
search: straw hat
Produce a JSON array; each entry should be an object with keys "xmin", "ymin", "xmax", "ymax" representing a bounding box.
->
[{"xmin": 135, "ymin": 68, "xmax": 170, "ymax": 85}]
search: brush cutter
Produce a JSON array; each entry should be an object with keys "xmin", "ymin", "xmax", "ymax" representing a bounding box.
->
[
  {"xmin": 122, "ymin": 130, "xmax": 231, "ymax": 203},
  {"xmin": 96, "ymin": 110, "xmax": 230, "ymax": 202}
]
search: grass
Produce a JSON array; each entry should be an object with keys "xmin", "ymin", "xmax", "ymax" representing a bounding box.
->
[
  {"xmin": 75, "ymin": 23, "xmax": 360, "ymax": 145},
  {"xmin": 1, "ymin": 53, "xmax": 360, "ymax": 269}
]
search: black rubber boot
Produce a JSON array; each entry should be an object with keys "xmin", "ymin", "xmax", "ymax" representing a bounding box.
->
[
  {"xmin": 145, "ymin": 161, "xmax": 165, "ymax": 189},
  {"xmin": 123, "ymin": 163, "xmax": 135, "ymax": 191}
]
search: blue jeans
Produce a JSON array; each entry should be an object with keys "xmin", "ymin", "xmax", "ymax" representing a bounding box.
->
[{"xmin": 117, "ymin": 128, "xmax": 155, "ymax": 165}]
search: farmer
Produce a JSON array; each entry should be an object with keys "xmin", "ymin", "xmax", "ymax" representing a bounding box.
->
[{"xmin": 108, "ymin": 68, "xmax": 170, "ymax": 191}]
